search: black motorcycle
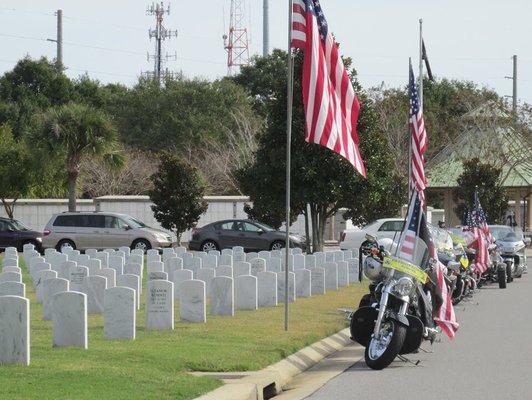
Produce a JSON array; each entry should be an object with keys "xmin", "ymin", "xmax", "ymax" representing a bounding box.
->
[{"xmin": 350, "ymin": 234, "xmax": 439, "ymax": 370}]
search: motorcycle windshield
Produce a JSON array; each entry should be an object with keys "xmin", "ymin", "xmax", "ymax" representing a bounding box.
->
[{"xmin": 413, "ymin": 238, "xmax": 428, "ymax": 267}]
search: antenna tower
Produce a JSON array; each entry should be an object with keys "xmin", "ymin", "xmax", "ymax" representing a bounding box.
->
[
  {"xmin": 223, "ymin": 0, "xmax": 250, "ymax": 75},
  {"xmin": 145, "ymin": 2, "xmax": 178, "ymax": 82}
]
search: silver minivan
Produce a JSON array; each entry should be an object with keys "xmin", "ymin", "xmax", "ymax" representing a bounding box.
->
[{"xmin": 42, "ymin": 212, "xmax": 174, "ymax": 251}]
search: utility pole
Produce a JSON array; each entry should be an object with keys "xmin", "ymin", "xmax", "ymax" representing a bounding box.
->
[
  {"xmin": 145, "ymin": 2, "xmax": 178, "ymax": 83},
  {"xmin": 263, "ymin": 0, "xmax": 269, "ymax": 57},
  {"xmin": 47, "ymin": 9, "xmax": 63, "ymax": 72},
  {"xmin": 512, "ymin": 55, "xmax": 517, "ymax": 113},
  {"xmin": 505, "ymin": 55, "xmax": 518, "ymax": 113}
]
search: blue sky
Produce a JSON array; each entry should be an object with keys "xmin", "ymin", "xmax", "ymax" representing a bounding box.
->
[{"xmin": 1, "ymin": 0, "xmax": 531, "ymax": 103}]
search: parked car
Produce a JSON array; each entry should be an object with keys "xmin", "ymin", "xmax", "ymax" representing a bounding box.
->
[
  {"xmin": 42, "ymin": 212, "xmax": 174, "ymax": 251},
  {"xmin": 0, "ymin": 217, "xmax": 43, "ymax": 252},
  {"xmin": 188, "ymin": 219, "xmax": 306, "ymax": 252},
  {"xmin": 339, "ymin": 218, "xmax": 405, "ymax": 251}
]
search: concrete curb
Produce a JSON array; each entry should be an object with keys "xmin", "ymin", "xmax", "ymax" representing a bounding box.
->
[{"xmin": 194, "ymin": 328, "xmax": 352, "ymax": 400}]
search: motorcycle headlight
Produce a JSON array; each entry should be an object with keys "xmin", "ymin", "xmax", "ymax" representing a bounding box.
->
[
  {"xmin": 393, "ymin": 277, "xmax": 414, "ymax": 297},
  {"xmin": 363, "ymin": 256, "xmax": 383, "ymax": 281}
]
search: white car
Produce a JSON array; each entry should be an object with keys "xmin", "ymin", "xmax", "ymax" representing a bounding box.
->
[{"xmin": 339, "ymin": 218, "xmax": 405, "ymax": 251}]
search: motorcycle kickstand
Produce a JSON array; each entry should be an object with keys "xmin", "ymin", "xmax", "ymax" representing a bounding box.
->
[{"xmin": 397, "ymin": 354, "xmax": 421, "ymax": 366}]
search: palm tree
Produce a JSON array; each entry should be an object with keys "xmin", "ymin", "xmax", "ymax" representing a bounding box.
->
[{"xmin": 35, "ymin": 102, "xmax": 123, "ymax": 211}]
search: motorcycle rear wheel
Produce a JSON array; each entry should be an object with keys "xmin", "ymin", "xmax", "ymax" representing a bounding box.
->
[
  {"xmin": 498, "ymin": 268, "xmax": 507, "ymax": 289},
  {"xmin": 365, "ymin": 319, "xmax": 407, "ymax": 370}
]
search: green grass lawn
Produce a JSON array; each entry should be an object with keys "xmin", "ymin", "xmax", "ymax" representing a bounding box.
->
[{"xmin": 0, "ymin": 256, "xmax": 365, "ymax": 400}]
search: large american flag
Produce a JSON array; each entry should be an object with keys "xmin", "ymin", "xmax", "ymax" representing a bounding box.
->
[
  {"xmin": 409, "ymin": 63, "xmax": 428, "ymax": 206},
  {"xmin": 291, "ymin": 0, "xmax": 366, "ymax": 177},
  {"xmin": 466, "ymin": 192, "xmax": 490, "ymax": 273},
  {"xmin": 397, "ymin": 191, "xmax": 422, "ymax": 262}
]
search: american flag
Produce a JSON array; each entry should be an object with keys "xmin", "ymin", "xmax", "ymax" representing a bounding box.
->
[
  {"xmin": 397, "ymin": 191, "xmax": 422, "ymax": 262},
  {"xmin": 474, "ymin": 191, "xmax": 493, "ymax": 243},
  {"xmin": 409, "ymin": 63, "xmax": 427, "ymax": 206},
  {"xmin": 466, "ymin": 192, "xmax": 490, "ymax": 273},
  {"xmin": 424, "ymin": 226, "xmax": 459, "ymax": 339},
  {"xmin": 291, "ymin": 0, "xmax": 366, "ymax": 177},
  {"xmin": 400, "ymin": 191, "xmax": 459, "ymax": 339}
]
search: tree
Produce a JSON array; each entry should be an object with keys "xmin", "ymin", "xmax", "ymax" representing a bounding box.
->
[
  {"xmin": 0, "ymin": 57, "xmax": 74, "ymax": 138},
  {"xmin": 0, "ymin": 125, "xmax": 35, "ymax": 218},
  {"xmin": 235, "ymin": 50, "xmax": 403, "ymax": 252},
  {"xmin": 79, "ymin": 148, "xmax": 157, "ymax": 198},
  {"xmin": 33, "ymin": 102, "xmax": 122, "ymax": 211},
  {"xmin": 369, "ymin": 78, "xmax": 500, "ymax": 181},
  {"xmin": 148, "ymin": 152, "xmax": 208, "ymax": 244},
  {"xmin": 453, "ymin": 158, "xmax": 508, "ymax": 224}
]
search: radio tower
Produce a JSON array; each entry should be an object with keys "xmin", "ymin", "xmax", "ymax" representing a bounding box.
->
[
  {"xmin": 145, "ymin": 2, "xmax": 178, "ymax": 82},
  {"xmin": 223, "ymin": 0, "xmax": 250, "ymax": 75}
]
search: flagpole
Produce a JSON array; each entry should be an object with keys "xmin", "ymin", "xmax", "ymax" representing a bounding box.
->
[
  {"xmin": 284, "ymin": 0, "xmax": 295, "ymax": 332},
  {"xmin": 418, "ymin": 18, "xmax": 424, "ymax": 109},
  {"xmin": 408, "ymin": 57, "xmax": 413, "ymax": 202}
]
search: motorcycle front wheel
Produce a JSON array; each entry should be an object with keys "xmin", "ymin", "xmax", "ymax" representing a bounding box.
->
[
  {"xmin": 498, "ymin": 268, "xmax": 507, "ymax": 289},
  {"xmin": 506, "ymin": 262, "xmax": 514, "ymax": 283},
  {"xmin": 365, "ymin": 318, "xmax": 407, "ymax": 370}
]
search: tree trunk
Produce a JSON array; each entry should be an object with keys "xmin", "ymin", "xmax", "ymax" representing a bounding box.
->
[
  {"xmin": 1, "ymin": 198, "xmax": 16, "ymax": 219},
  {"xmin": 303, "ymin": 206, "xmax": 311, "ymax": 253},
  {"xmin": 68, "ymin": 170, "xmax": 78, "ymax": 212},
  {"xmin": 310, "ymin": 204, "xmax": 327, "ymax": 253}
]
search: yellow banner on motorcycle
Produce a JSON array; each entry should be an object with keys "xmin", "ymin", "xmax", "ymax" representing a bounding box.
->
[{"xmin": 382, "ymin": 256, "xmax": 428, "ymax": 284}]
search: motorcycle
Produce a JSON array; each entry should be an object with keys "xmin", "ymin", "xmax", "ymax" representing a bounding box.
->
[
  {"xmin": 484, "ymin": 243, "xmax": 508, "ymax": 289},
  {"xmin": 350, "ymin": 234, "xmax": 438, "ymax": 370},
  {"xmin": 495, "ymin": 231, "xmax": 527, "ymax": 281}
]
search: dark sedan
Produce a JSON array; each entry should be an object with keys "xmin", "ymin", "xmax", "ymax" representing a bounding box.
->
[
  {"xmin": 0, "ymin": 217, "xmax": 43, "ymax": 252},
  {"xmin": 188, "ymin": 219, "xmax": 306, "ymax": 252}
]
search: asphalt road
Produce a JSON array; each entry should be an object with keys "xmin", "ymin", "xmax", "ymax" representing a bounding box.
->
[{"xmin": 307, "ymin": 258, "xmax": 532, "ymax": 400}]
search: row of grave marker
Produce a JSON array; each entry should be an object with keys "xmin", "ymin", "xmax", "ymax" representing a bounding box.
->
[{"xmin": 0, "ymin": 244, "xmax": 360, "ymax": 366}]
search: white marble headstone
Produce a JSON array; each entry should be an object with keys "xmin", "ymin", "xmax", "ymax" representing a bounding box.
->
[
  {"xmin": 347, "ymin": 258, "xmax": 360, "ymax": 283},
  {"xmin": 171, "ymin": 269, "xmax": 193, "ymax": 300},
  {"xmin": 295, "ymin": 269, "xmax": 311, "ymax": 298},
  {"xmin": 146, "ymin": 279, "xmax": 174, "ymax": 330},
  {"xmin": 195, "ymin": 268, "xmax": 215, "ymax": 296},
  {"xmin": 147, "ymin": 261, "xmax": 164, "ymax": 274},
  {"xmin": 0, "ymin": 281, "xmax": 25, "ymax": 297},
  {"xmin": 215, "ymin": 265, "xmax": 233, "ymax": 278},
  {"xmin": 0, "ymin": 272, "xmax": 22, "ymax": 284},
  {"xmin": 179, "ymin": 280, "xmax": 206, "ymax": 323},
  {"xmin": 210, "ymin": 276, "xmax": 234, "ymax": 316},
  {"xmin": 148, "ymin": 271, "xmax": 168, "ymax": 281},
  {"xmin": 337, "ymin": 261, "xmax": 349, "ymax": 287},
  {"xmin": 257, "ymin": 271, "xmax": 277, "ymax": 307},
  {"xmin": 277, "ymin": 272, "xmax": 295, "ymax": 303},
  {"xmin": 96, "ymin": 268, "xmax": 116, "ymax": 288},
  {"xmin": 324, "ymin": 262, "xmax": 339, "ymax": 290},
  {"xmin": 35, "ymin": 270, "xmax": 58, "ymax": 302},
  {"xmin": 234, "ymin": 261, "xmax": 251, "ymax": 277},
  {"xmin": 311, "ymin": 267, "xmax": 326, "ymax": 295},
  {"xmin": 69, "ymin": 265, "xmax": 89, "ymax": 292},
  {"xmin": 104, "ymin": 287, "xmax": 135, "ymax": 340},
  {"xmin": 2, "ymin": 266, "xmax": 21, "ymax": 274},
  {"xmin": 42, "ymin": 278, "xmax": 70, "ymax": 321},
  {"xmin": 235, "ymin": 275, "xmax": 258, "ymax": 310},
  {"xmin": 81, "ymin": 275, "xmax": 107, "ymax": 314},
  {"xmin": 51, "ymin": 291, "xmax": 87, "ymax": 349},
  {"xmin": 108, "ymin": 256, "xmax": 124, "ymax": 276},
  {"xmin": 56, "ymin": 260, "xmax": 76, "ymax": 280},
  {"xmin": 0, "ymin": 295, "xmax": 29, "ymax": 365},
  {"xmin": 116, "ymin": 274, "xmax": 140, "ymax": 310},
  {"xmin": 250, "ymin": 258, "xmax": 266, "ymax": 276}
]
